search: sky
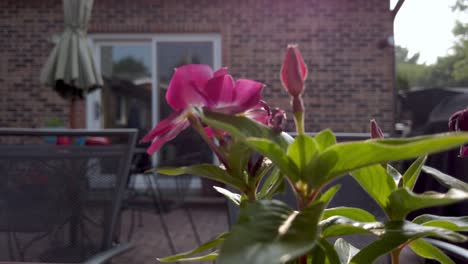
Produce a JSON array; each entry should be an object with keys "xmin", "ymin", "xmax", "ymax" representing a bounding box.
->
[{"xmin": 392, "ymin": 0, "xmax": 468, "ymax": 65}]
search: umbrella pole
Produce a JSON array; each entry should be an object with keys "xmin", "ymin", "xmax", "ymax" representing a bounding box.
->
[{"xmin": 69, "ymin": 97, "xmax": 76, "ymax": 129}]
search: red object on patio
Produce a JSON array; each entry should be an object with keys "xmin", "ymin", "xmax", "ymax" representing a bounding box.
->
[{"xmin": 85, "ymin": 136, "xmax": 111, "ymax": 145}]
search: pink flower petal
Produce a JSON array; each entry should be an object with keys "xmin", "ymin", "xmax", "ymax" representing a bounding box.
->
[
  {"xmin": 146, "ymin": 119, "xmax": 190, "ymax": 155},
  {"xmin": 295, "ymin": 46, "xmax": 308, "ymax": 80},
  {"xmin": 204, "ymin": 74, "xmax": 235, "ymax": 107},
  {"xmin": 460, "ymin": 145, "xmax": 468, "ymax": 158},
  {"xmin": 229, "ymin": 79, "xmax": 264, "ymax": 113},
  {"xmin": 166, "ymin": 64, "xmax": 213, "ymax": 110},
  {"xmin": 204, "ymin": 127, "xmax": 227, "ymax": 138},
  {"xmin": 246, "ymin": 108, "xmax": 269, "ymax": 125},
  {"xmin": 214, "ymin": 67, "xmax": 229, "ymax": 77},
  {"xmin": 140, "ymin": 112, "xmax": 180, "ymax": 143},
  {"xmin": 449, "ymin": 109, "xmax": 468, "ymax": 131},
  {"xmin": 204, "ymin": 127, "xmax": 216, "ymax": 138}
]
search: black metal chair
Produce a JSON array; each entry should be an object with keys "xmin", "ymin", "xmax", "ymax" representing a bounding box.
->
[
  {"xmin": 0, "ymin": 128, "xmax": 136, "ymax": 263},
  {"xmin": 120, "ymin": 148, "xmax": 204, "ymax": 256}
]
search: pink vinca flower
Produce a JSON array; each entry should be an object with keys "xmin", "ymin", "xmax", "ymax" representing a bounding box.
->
[
  {"xmin": 449, "ymin": 108, "xmax": 468, "ymax": 157},
  {"xmin": 141, "ymin": 64, "xmax": 264, "ymax": 154}
]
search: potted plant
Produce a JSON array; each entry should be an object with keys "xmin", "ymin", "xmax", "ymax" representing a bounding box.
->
[{"xmin": 141, "ymin": 45, "xmax": 468, "ymax": 264}]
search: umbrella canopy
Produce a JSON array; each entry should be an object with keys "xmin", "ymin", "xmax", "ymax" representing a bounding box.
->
[{"xmin": 40, "ymin": 0, "xmax": 102, "ymax": 98}]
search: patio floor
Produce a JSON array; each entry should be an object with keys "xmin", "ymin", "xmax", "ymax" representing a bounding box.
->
[{"xmin": 115, "ymin": 202, "xmax": 229, "ymax": 264}]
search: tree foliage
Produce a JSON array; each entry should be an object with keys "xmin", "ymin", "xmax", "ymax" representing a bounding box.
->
[
  {"xmin": 395, "ymin": 46, "xmax": 429, "ymax": 90},
  {"xmin": 396, "ymin": 1, "xmax": 468, "ymax": 89}
]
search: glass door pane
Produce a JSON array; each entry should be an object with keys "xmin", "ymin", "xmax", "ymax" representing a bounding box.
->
[
  {"xmin": 156, "ymin": 42, "xmax": 214, "ymax": 167},
  {"xmin": 100, "ymin": 44, "xmax": 153, "ymax": 140}
]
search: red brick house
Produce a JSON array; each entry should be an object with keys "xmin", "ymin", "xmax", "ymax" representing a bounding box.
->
[{"xmin": 1, "ymin": 0, "xmax": 395, "ymax": 149}]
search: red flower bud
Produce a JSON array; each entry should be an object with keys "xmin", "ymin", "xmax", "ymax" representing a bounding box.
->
[
  {"xmin": 370, "ymin": 119, "xmax": 384, "ymax": 139},
  {"xmin": 269, "ymin": 107, "xmax": 287, "ymax": 133},
  {"xmin": 448, "ymin": 108, "xmax": 468, "ymax": 157},
  {"xmin": 449, "ymin": 108, "xmax": 468, "ymax": 131},
  {"xmin": 280, "ymin": 44, "xmax": 307, "ymax": 97}
]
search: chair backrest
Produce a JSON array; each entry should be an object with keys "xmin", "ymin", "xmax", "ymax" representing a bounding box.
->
[{"xmin": 0, "ymin": 128, "xmax": 137, "ymax": 263}]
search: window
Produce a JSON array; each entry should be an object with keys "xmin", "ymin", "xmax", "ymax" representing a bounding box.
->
[{"xmin": 89, "ymin": 34, "xmax": 221, "ymax": 169}]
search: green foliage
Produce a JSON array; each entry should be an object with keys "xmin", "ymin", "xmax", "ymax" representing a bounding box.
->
[
  {"xmin": 43, "ymin": 117, "xmax": 65, "ymax": 127},
  {"xmin": 412, "ymin": 215, "xmax": 468, "ymax": 231},
  {"xmin": 218, "ymin": 200, "xmax": 325, "ymax": 264},
  {"xmin": 423, "ymin": 166, "xmax": 468, "ymax": 191},
  {"xmin": 334, "ymin": 239, "xmax": 359, "ymax": 264},
  {"xmin": 395, "ymin": 46, "xmax": 429, "ymax": 90},
  {"xmin": 387, "ymin": 188, "xmax": 468, "ymax": 220},
  {"xmin": 155, "ymin": 164, "xmax": 247, "ymax": 190},
  {"xmin": 409, "ymin": 239, "xmax": 455, "ymax": 264},
  {"xmin": 351, "ymin": 220, "xmax": 466, "ymax": 263},
  {"xmin": 402, "ymin": 156, "xmax": 427, "ymax": 190},
  {"xmin": 157, "ymin": 110, "xmax": 468, "ymax": 264},
  {"xmin": 112, "ymin": 56, "xmax": 150, "ymax": 80},
  {"xmin": 351, "ymin": 164, "xmax": 396, "ymax": 208},
  {"xmin": 158, "ymin": 233, "xmax": 227, "ymax": 262}
]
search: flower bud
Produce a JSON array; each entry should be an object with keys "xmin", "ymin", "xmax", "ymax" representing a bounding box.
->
[
  {"xmin": 448, "ymin": 108, "xmax": 468, "ymax": 157},
  {"xmin": 449, "ymin": 108, "xmax": 468, "ymax": 131},
  {"xmin": 370, "ymin": 119, "xmax": 384, "ymax": 139},
  {"xmin": 269, "ymin": 108, "xmax": 287, "ymax": 133},
  {"xmin": 280, "ymin": 44, "xmax": 308, "ymax": 97}
]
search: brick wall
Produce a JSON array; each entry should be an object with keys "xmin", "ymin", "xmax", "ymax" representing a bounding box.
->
[{"xmin": 0, "ymin": 0, "xmax": 394, "ymax": 133}]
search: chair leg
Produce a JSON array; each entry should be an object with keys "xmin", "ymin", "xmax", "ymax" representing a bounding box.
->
[
  {"xmin": 149, "ymin": 174, "xmax": 177, "ymax": 255},
  {"xmin": 127, "ymin": 208, "xmax": 136, "ymax": 242},
  {"xmin": 7, "ymin": 232, "xmax": 16, "ymax": 261},
  {"xmin": 183, "ymin": 205, "xmax": 201, "ymax": 246}
]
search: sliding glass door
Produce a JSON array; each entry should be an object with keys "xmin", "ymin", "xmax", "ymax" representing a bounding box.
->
[{"xmin": 89, "ymin": 34, "xmax": 221, "ymax": 169}]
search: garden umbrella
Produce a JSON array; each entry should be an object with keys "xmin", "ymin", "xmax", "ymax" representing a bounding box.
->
[{"xmin": 40, "ymin": 0, "xmax": 102, "ymax": 128}]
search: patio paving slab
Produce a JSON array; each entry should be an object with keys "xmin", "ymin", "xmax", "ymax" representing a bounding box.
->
[{"xmin": 115, "ymin": 203, "xmax": 228, "ymax": 264}]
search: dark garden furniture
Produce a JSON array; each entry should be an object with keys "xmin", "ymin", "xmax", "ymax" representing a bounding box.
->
[{"xmin": 0, "ymin": 128, "xmax": 136, "ymax": 263}]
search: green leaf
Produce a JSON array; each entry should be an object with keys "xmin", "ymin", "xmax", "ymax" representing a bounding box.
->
[
  {"xmin": 258, "ymin": 167, "xmax": 285, "ymax": 199},
  {"xmin": 387, "ymin": 188, "xmax": 468, "ymax": 220},
  {"xmin": 161, "ymin": 252, "xmax": 218, "ymax": 262},
  {"xmin": 350, "ymin": 234, "xmax": 403, "ymax": 264},
  {"xmin": 200, "ymin": 109, "xmax": 290, "ymax": 149},
  {"xmin": 318, "ymin": 185, "xmax": 342, "ymax": 206},
  {"xmin": 309, "ymin": 243, "xmax": 328, "ymax": 264},
  {"xmin": 387, "ymin": 164, "xmax": 402, "ymax": 186},
  {"xmin": 351, "ymin": 164, "xmax": 396, "ymax": 208},
  {"xmin": 351, "ymin": 220, "xmax": 466, "ymax": 264},
  {"xmin": 320, "ymin": 216, "xmax": 384, "ymax": 238},
  {"xmin": 287, "ymin": 135, "xmax": 319, "ymax": 181},
  {"xmin": 413, "ymin": 215, "xmax": 468, "ymax": 231},
  {"xmin": 218, "ymin": 200, "xmax": 325, "ymax": 264},
  {"xmin": 227, "ymin": 141, "xmax": 251, "ymax": 179},
  {"xmin": 422, "ymin": 166, "xmax": 468, "ymax": 192},
  {"xmin": 158, "ymin": 233, "xmax": 227, "ymax": 262},
  {"xmin": 318, "ymin": 238, "xmax": 341, "ymax": 264},
  {"xmin": 409, "ymin": 239, "xmax": 455, "ymax": 264},
  {"xmin": 403, "ymin": 156, "xmax": 427, "ymax": 191},
  {"xmin": 245, "ymin": 138, "xmax": 299, "ymax": 182},
  {"xmin": 322, "ymin": 207, "xmax": 377, "ymax": 222},
  {"xmin": 156, "ymin": 164, "xmax": 246, "ymax": 190},
  {"xmin": 334, "ymin": 238, "xmax": 359, "ymax": 264},
  {"xmin": 315, "ymin": 129, "xmax": 337, "ymax": 152},
  {"xmin": 213, "ymin": 186, "xmax": 241, "ymax": 206},
  {"xmin": 315, "ymin": 132, "xmax": 468, "ymax": 188}
]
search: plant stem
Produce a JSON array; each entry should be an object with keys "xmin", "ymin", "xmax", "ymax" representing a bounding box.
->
[
  {"xmin": 390, "ymin": 248, "xmax": 401, "ymax": 264},
  {"xmin": 187, "ymin": 114, "xmax": 229, "ymax": 168},
  {"xmin": 293, "ymin": 111, "xmax": 305, "ymax": 135},
  {"xmin": 246, "ymin": 189, "xmax": 257, "ymax": 201}
]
